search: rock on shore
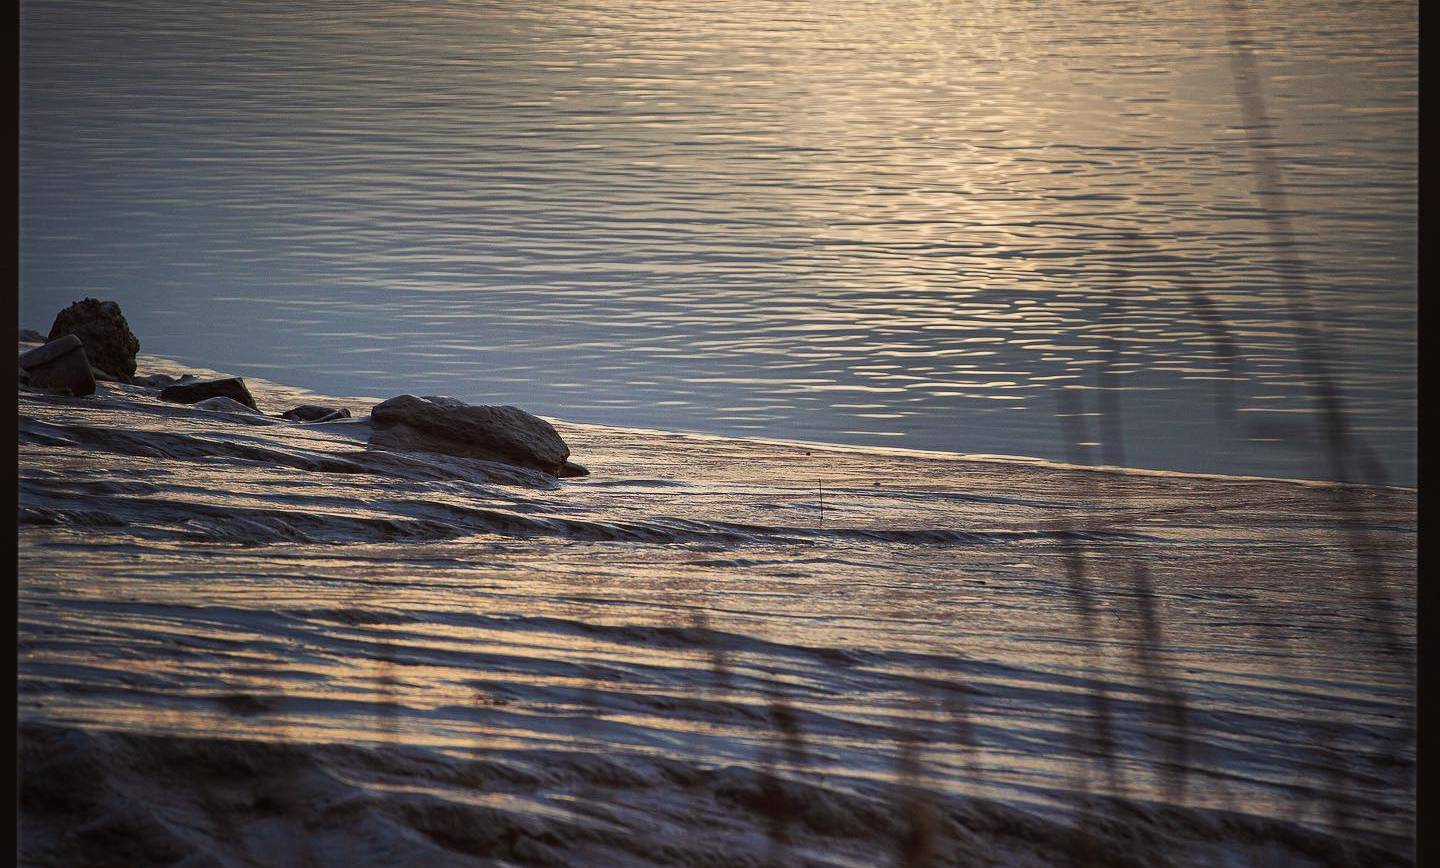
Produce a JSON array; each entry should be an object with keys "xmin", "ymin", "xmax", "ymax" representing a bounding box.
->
[
  {"xmin": 159, "ymin": 377, "xmax": 259, "ymax": 412},
  {"xmin": 368, "ymin": 394, "xmax": 576, "ymax": 476},
  {"xmin": 281, "ymin": 405, "xmax": 352, "ymax": 422},
  {"xmin": 47, "ymin": 299, "xmax": 141, "ymax": 382},
  {"xmin": 137, "ymin": 373, "xmax": 196, "ymax": 388},
  {"xmin": 19, "ymin": 308, "xmax": 587, "ymax": 476},
  {"xmin": 18, "ymin": 335, "xmax": 97, "ymax": 396},
  {"xmin": 193, "ymin": 396, "xmax": 261, "ymax": 415}
]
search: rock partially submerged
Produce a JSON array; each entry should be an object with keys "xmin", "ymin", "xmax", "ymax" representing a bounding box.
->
[
  {"xmin": 369, "ymin": 394, "xmax": 575, "ymax": 476},
  {"xmin": 18, "ymin": 335, "xmax": 97, "ymax": 397},
  {"xmin": 19, "ymin": 329, "xmax": 46, "ymax": 343},
  {"xmin": 159, "ymin": 377, "xmax": 259, "ymax": 412},
  {"xmin": 47, "ymin": 299, "xmax": 141, "ymax": 382},
  {"xmin": 281, "ymin": 404, "xmax": 351, "ymax": 422}
]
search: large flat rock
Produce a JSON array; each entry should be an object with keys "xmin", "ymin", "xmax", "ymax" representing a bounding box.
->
[
  {"xmin": 18, "ymin": 335, "xmax": 97, "ymax": 396},
  {"xmin": 368, "ymin": 394, "xmax": 571, "ymax": 475},
  {"xmin": 158, "ymin": 377, "xmax": 259, "ymax": 412}
]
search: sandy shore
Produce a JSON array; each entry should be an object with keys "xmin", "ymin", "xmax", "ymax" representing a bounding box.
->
[{"xmin": 19, "ymin": 348, "xmax": 1416, "ymax": 866}]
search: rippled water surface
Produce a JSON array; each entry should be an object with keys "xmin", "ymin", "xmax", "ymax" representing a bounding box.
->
[
  {"xmin": 19, "ymin": 0, "xmax": 1416, "ymax": 483},
  {"xmin": 17, "ymin": 6, "xmax": 1418, "ymax": 861}
]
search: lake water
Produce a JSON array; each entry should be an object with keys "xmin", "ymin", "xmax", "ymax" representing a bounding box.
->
[{"xmin": 19, "ymin": 0, "xmax": 1416, "ymax": 484}]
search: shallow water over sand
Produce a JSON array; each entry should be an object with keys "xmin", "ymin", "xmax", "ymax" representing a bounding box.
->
[
  {"xmin": 19, "ymin": 0, "xmax": 1417, "ymax": 483},
  {"xmin": 18, "ymin": 352, "xmax": 1415, "ymax": 865}
]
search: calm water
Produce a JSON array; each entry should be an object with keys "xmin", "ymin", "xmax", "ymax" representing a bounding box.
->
[{"xmin": 20, "ymin": 0, "xmax": 1416, "ymax": 483}]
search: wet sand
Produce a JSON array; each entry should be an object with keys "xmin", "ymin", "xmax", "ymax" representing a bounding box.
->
[{"xmin": 18, "ymin": 347, "xmax": 1415, "ymax": 866}]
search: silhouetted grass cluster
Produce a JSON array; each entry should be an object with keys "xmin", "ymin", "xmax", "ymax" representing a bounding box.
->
[
  {"xmin": 715, "ymin": 3, "xmax": 1415, "ymax": 862},
  {"xmin": 192, "ymin": 5, "xmax": 1411, "ymax": 866}
]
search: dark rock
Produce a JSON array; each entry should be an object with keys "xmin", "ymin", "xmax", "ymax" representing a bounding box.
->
[
  {"xmin": 18, "ymin": 335, "xmax": 97, "ymax": 396},
  {"xmin": 19, "ymin": 334, "xmax": 85, "ymax": 370},
  {"xmin": 47, "ymin": 298, "xmax": 141, "ymax": 382},
  {"xmin": 368, "ymin": 394, "xmax": 572, "ymax": 475},
  {"xmin": 281, "ymin": 404, "xmax": 352, "ymax": 422},
  {"xmin": 193, "ymin": 396, "xmax": 261, "ymax": 414},
  {"xmin": 19, "ymin": 329, "xmax": 46, "ymax": 343},
  {"xmin": 559, "ymin": 461, "xmax": 590, "ymax": 478},
  {"xmin": 158, "ymin": 377, "xmax": 258, "ymax": 411},
  {"xmin": 138, "ymin": 373, "xmax": 200, "ymax": 388}
]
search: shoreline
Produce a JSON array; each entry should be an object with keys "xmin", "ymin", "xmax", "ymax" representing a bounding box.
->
[
  {"xmin": 24, "ymin": 337, "xmax": 1412, "ymax": 494},
  {"xmin": 18, "ymin": 338, "xmax": 1417, "ymax": 866}
]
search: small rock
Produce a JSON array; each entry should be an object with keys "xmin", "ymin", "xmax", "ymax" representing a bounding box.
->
[
  {"xmin": 193, "ymin": 396, "xmax": 261, "ymax": 414},
  {"xmin": 369, "ymin": 394, "xmax": 572, "ymax": 475},
  {"xmin": 158, "ymin": 377, "xmax": 258, "ymax": 411},
  {"xmin": 17, "ymin": 335, "xmax": 97, "ymax": 396},
  {"xmin": 559, "ymin": 461, "xmax": 590, "ymax": 478},
  {"xmin": 281, "ymin": 404, "xmax": 352, "ymax": 422},
  {"xmin": 19, "ymin": 334, "xmax": 85, "ymax": 370},
  {"xmin": 137, "ymin": 373, "xmax": 192, "ymax": 388},
  {"xmin": 47, "ymin": 298, "xmax": 141, "ymax": 382},
  {"xmin": 19, "ymin": 329, "xmax": 46, "ymax": 343}
]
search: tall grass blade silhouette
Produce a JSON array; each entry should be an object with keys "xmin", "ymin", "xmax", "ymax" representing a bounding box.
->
[
  {"xmin": 757, "ymin": 685, "xmax": 809, "ymax": 868},
  {"xmin": 893, "ymin": 706, "xmax": 943, "ymax": 868},
  {"xmin": 1055, "ymin": 390, "xmax": 1126, "ymax": 804},
  {"xmin": 1224, "ymin": 0, "xmax": 1415, "ymax": 832},
  {"xmin": 1129, "ymin": 564, "xmax": 1191, "ymax": 807}
]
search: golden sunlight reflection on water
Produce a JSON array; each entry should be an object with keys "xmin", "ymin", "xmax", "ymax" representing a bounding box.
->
[{"xmin": 20, "ymin": 0, "xmax": 1416, "ymax": 482}]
